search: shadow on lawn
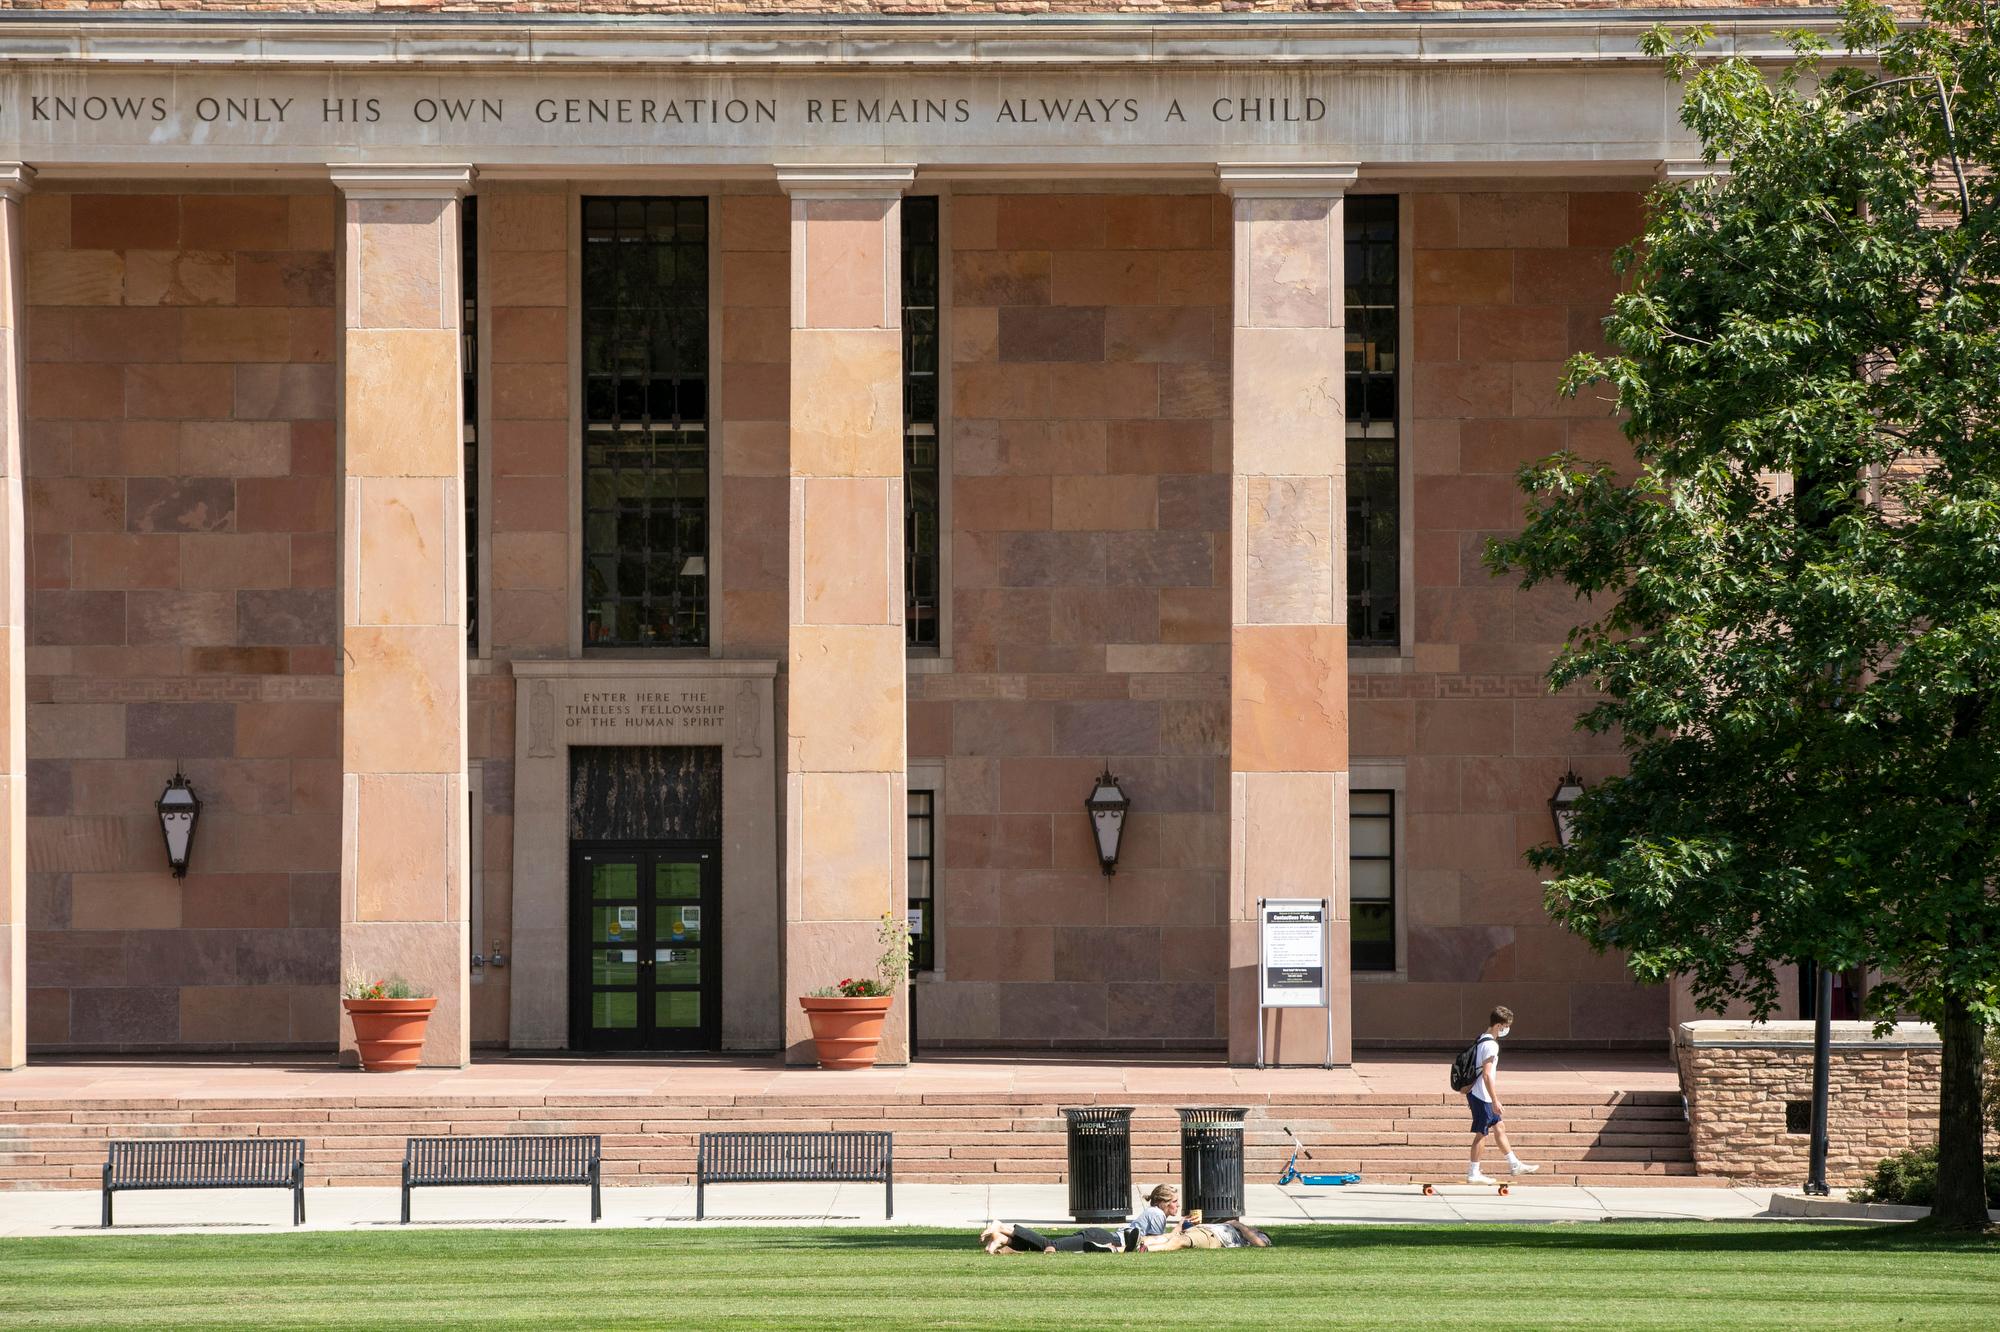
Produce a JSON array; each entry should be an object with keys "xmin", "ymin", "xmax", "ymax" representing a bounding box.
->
[{"xmin": 776, "ymin": 1223, "xmax": 1995, "ymax": 1257}]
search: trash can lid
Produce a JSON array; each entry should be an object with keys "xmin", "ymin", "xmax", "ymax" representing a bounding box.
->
[{"xmin": 1175, "ymin": 1105, "xmax": 1252, "ymax": 1123}]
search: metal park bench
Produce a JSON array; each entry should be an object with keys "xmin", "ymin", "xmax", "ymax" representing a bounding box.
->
[
  {"xmin": 101, "ymin": 1138, "xmax": 306, "ymax": 1228},
  {"xmin": 401, "ymin": 1134, "xmax": 603, "ymax": 1224},
  {"xmin": 696, "ymin": 1130, "xmax": 893, "ymax": 1221}
]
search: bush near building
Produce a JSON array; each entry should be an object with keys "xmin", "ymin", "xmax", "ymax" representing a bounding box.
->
[{"xmin": 1852, "ymin": 1145, "xmax": 2000, "ymax": 1210}]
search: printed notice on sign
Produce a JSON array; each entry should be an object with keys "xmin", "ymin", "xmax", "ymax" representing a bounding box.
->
[{"xmin": 1259, "ymin": 899, "xmax": 1327, "ymax": 1008}]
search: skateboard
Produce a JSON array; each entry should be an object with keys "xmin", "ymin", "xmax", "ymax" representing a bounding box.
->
[{"xmin": 1423, "ymin": 1182, "xmax": 1509, "ymax": 1196}]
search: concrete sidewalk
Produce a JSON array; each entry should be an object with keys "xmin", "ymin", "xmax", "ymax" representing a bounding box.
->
[{"xmin": 1, "ymin": 1182, "xmax": 1791, "ymax": 1237}]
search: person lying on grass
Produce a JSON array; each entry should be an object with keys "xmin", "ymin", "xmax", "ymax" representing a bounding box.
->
[
  {"xmin": 980, "ymin": 1184, "xmax": 1180, "ymax": 1254},
  {"xmin": 1137, "ymin": 1215, "xmax": 1273, "ymax": 1251}
]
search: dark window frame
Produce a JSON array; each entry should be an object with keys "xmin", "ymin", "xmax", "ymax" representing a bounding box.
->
[
  {"xmin": 462, "ymin": 195, "xmax": 479, "ymax": 654},
  {"xmin": 580, "ymin": 196, "xmax": 711, "ymax": 650},
  {"xmin": 1350, "ymin": 788, "xmax": 1396, "ymax": 973},
  {"xmin": 902, "ymin": 196, "xmax": 941, "ymax": 653},
  {"xmin": 908, "ymin": 788, "xmax": 936, "ymax": 972},
  {"xmin": 1346, "ymin": 195, "xmax": 1400, "ymax": 649}
]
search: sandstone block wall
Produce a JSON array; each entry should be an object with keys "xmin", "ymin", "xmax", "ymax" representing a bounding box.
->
[
  {"xmin": 717, "ymin": 192, "xmax": 791, "ymax": 660},
  {"xmin": 1348, "ymin": 186, "xmax": 1662, "ymax": 1048},
  {"xmin": 916, "ymin": 191, "xmax": 1232, "ymax": 1049},
  {"xmin": 21, "ymin": 188, "xmax": 342, "ymax": 1051},
  {"xmin": 1673, "ymin": 1023, "xmax": 1992, "ymax": 1186},
  {"xmin": 482, "ymin": 189, "xmax": 570, "ymax": 661}
]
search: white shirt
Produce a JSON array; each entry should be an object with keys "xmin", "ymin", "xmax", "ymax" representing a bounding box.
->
[{"xmin": 1467, "ymin": 1034, "xmax": 1500, "ymax": 1102}]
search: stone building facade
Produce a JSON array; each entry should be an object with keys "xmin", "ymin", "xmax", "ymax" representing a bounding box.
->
[{"xmin": 0, "ymin": 8, "xmax": 1825, "ymax": 1067}]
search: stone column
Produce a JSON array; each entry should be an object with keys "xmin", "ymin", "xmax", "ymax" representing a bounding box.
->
[
  {"xmin": 1221, "ymin": 166, "xmax": 1357, "ymax": 1066},
  {"xmin": 777, "ymin": 166, "xmax": 913, "ymax": 1065},
  {"xmin": 331, "ymin": 165, "xmax": 472, "ymax": 1067},
  {"xmin": 0, "ymin": 166, "xmax": 28, "ymax": 1071}
]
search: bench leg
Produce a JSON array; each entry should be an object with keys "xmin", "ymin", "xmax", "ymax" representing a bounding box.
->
[
  {"xmin": 885, "ymin": 1174, "xmax": 893, "ymax": 1221},
  {"xmin": 696, "ymin": 1176, "xmax": 704, "ymax": 1223},
  {"xmin": 401, "ymin": 1183, "xmax": 411, "ymax": 1225},
  {"xmin": 295, "ymin": 1180, "xmax": 306, "ymax": 1227},
  {"xmin": 102, "ymin": 1188, "xmax": 112, "ymax": 1229},
  {"xmin": 591, "ymin": 1165, "xmax": 601, "ymax": 1224}
]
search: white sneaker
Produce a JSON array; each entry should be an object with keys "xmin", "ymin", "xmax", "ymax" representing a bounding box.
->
[
  {"xmin": 1509, "ymin": 1160, "xmax": 1541, "ymax": 1175},
  {"xmin": 1467, "ymin": 1169, "xmax": 1497, "ymax": 1185}
]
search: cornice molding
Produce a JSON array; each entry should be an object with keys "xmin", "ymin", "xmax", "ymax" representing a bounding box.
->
[
  {"xmin": 327, "ymin": 162, "xmax": 473, "ymax": 197},
  {"xmin": 775, "ymin": 164, "xmax": 917, "ymax": 198},
  {"xmin": 0, "ymin": 14, "xmax": 1855, "ymax": 73},
  {"xmin": 1219, "ymin": 162, "xmax": 1359, "ymax": 197},
  {"xmin": 0, "ymin": 162, "xmax": 33, "ymax": 203},
  {"xmin": 1660, "ymin": 158, "xmax": 1733, "ymax": 182}
]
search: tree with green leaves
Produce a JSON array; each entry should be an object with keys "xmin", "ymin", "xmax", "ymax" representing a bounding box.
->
[{"xmin": 1487, "ymin": 0, "xmax": 2000, "ymax": 1232}]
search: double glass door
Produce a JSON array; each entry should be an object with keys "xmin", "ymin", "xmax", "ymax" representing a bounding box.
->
[{"xmin": 569, "ymin": 843, "xmax": 719, "ymax": 1051}]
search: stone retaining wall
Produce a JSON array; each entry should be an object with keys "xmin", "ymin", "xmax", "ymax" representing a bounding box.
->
[{"xmin": 1674, "ymin": 1021, "xmax": 1961, "ymax": 1186}]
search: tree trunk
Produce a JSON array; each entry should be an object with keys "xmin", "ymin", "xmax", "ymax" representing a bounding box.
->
[{"xmin": 1932, "ymin": 994, "xmax": 1990, "ymax": 1231}]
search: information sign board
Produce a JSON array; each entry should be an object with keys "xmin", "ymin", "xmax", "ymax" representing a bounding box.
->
[{"xmin": 1259, "ymin": 899, "xmax": 1328, "ymax": 1008}]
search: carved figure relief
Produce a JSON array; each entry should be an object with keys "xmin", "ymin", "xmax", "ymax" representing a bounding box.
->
[
  {"xmin": 528, "ymin": 679, "xmax": 556, "ymax": 758},
  {"xmin": 732, "ymin": 679, "xmax": 763, "ymax": 758}
]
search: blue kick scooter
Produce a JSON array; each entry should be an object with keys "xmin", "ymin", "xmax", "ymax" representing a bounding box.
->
[{"xmin": 1276, "ymin": 1126, "xmax": 1362, "ymax": 1188}]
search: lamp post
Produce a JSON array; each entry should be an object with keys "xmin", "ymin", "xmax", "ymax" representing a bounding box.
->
[
  {"xmin": 155, "ymin": 771, "xmax": 201, "ymax": 879},
  {"xmin": 1085, "ymin": 769, "xmax": 1130, "ymax": 876},
  {"xmin": 1805, "ymin": 961, "xmax": 1834, "ymax": 1196},
  {"xmin": 1548, "ymin": 766, "xmax": 1584, "ymax": 849}
]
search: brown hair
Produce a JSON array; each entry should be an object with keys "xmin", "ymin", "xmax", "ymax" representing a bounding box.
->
[
  {"xmin": 1490, "ymin": 1006, "xmax": 1515, "ymax": 1027},
  {"xmin": 1145, "ymin": 1184, "xmax": 1179, "ymax": 1207}
]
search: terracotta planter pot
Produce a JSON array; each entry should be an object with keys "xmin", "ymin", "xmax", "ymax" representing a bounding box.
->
[
  {"xmin": 798, "ymin": 995, "xmax": 894, "ymax": 1070},
  {"xmin": 343, "ymin": 997, "xmax": 437, "ymax": 1072}
]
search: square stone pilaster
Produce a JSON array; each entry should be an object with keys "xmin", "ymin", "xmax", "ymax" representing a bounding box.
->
[
  {"xmin": 777, "ymin": 165, "xmax": 913, "ymax": 1065},
  {"xmin": 332, "ymin": 164, "xmax": 472, "ymax": 1067},
  {"xmin": 1221, "ymin": 165, "xmax": 1357, "ymax": 1067},
  {"xmin": 0, "ymin": 166, "xmax": 28, "ymax": 1071}
]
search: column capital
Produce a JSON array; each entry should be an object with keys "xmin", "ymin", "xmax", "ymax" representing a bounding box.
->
[
  {"xmin": 775, "ymin": 164, "xmax": 916, "ymax": 199},
  {"xmin": 328, "ymin": 164, "xmax": 474, "ymax": 199},
  {"xmin": 0, "ymin": 164, "xmax": 35, "ymax": 204},
  {"xmin": 1660, "ymin": 158, "xmax": 1731, "ymax": 184},
  {"xmin": 1218, "ymin": 163, "xmax": 1359, "ymax": 198}
]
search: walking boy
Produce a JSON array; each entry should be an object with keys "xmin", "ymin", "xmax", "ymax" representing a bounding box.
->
[{"xmin": 1466, "ymin": 1005, "xmax": 1539, "ymax": 1184}]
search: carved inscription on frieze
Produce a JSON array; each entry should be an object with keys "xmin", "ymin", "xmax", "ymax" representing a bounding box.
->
[{"xmin": 561, "ymin": 687, "xmax": 727, "ymax": 736}]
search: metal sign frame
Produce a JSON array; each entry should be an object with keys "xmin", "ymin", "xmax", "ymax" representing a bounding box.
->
[{"xmin": 1255, "ymin": 896, "xmax": 1333, "ymax": 1070}]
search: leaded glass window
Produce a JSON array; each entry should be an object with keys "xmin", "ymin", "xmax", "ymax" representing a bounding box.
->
[
  {"xmin": 462, "ymin": 195, "xmax": 478, "ymax": 652},
  {"xmin": 1350, "ymin": 790, "xmax": 1396, "ymax": 972},
  {"xmin": 903, "ymin": 196, "xmax": 941, "ymax": 652},
  {"xmin": 581, "ymin": 197, "xmax": 710, "ymax": 649},
  {"xmin": 1346, "ymin": 195, "xmax": 1400, "ymax": 648}
]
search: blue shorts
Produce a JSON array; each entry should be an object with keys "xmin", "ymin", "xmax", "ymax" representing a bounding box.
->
[{"xmin": 1467, "ymin": 1094, "xmax": 1503, "ymax": 1136}]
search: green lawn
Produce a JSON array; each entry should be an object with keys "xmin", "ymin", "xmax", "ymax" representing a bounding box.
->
[{"xmin": 1, "ymin": 1224, "xmax": 1993, "ymax": 1331}]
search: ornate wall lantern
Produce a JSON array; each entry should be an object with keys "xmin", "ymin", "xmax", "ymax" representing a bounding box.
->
[
  {"xmin": 1549, "ymin": 766, "xmax": 1584, "ymax": 850},
  {"xmin": 155, "ymin": 771, "xmax": 202, "ymax": 879},
  {"xmin": 1085, "ymin": 769, "xmax": 1130, "ymax": 876}
]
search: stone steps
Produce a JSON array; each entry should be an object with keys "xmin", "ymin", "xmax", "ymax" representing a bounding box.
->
[{"xmin": 0, "ymin": 1090, "xmax": 1714, "ymax": 1192}]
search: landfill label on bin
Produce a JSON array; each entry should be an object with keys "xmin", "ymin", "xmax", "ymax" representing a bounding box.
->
[{"xmin": 1259, "ymin": 899, "xmax": 1326, "ymax": 1007}]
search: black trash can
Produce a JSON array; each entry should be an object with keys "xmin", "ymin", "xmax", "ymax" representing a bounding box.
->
[
  {"xmin": 1062, "ymin": 1106, "xmax": 1135, "ymax": 1223},
  {"xmin": 1177, "ymin": 1106, "xmax": 1249, "ymax": 1222}
]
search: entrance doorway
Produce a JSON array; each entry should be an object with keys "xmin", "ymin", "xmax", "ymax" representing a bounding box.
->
[{"xmin": 569, "ymin": 843, "xmax": 721, "ymax": 1051}]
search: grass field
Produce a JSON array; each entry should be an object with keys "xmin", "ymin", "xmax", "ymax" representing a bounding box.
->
[{"xmin": 1, "ymin": 1223, "xmax": 1993, "ymax": 1331}]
